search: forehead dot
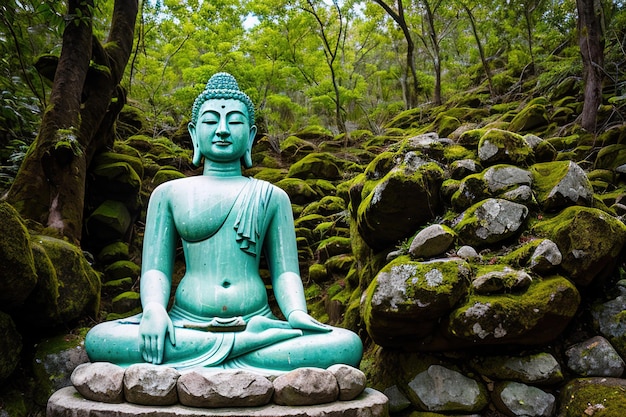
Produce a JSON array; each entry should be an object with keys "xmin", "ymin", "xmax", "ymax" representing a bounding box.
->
[{"xmin": 221, "ymin": 105, "xmax": 225, "ymax": 108}]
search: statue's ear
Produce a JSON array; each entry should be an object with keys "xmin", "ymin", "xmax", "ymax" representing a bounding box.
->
[
  {"xmin": 242, "ymin": 124, "xmax": 257, "ymax": 169},
  {"xmin": 188, "ymin": 122, "xmax": 202, "ymax": 166}
]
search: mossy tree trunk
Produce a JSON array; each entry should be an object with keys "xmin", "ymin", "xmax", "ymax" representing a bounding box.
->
[
  {"xmin": 576, "ymin": 0, "xmax": 605, "ymax": 133},
  {"xmin": 4, "ymin": 0, "xmax": 138, "ymax": 244}
]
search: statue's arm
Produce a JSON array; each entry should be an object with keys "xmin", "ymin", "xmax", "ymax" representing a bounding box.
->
[
  {"xmin": 138, "ymin": 184, "xmax": 178, "ymax": 363},
  {"xmin": 265, "ymin": 188, "xmax": 329, "ymax": 332},
  {"xmin": 140, "ymin": 183, "xmax": 177, "ymax": 307}
]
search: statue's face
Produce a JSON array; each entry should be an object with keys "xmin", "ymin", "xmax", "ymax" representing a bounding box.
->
[{"xmin": 192, "ymin": 98, "xmax": 254, "ymax": 163}]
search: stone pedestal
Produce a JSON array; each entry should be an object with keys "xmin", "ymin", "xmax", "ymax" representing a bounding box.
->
[{"xmin": 47, "ymin": 386, "xmax": 389, "ymax": 417}]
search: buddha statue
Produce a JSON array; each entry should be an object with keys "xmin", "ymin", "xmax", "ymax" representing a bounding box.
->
[{"xmin": 85, "ymin": 73, "xmax": 363, "ymax": 373}]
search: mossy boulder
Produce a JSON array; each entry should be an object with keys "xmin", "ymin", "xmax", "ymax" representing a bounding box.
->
[
  {"xmin": 477, "ymin": 129, "xmax": 534, "ymax": 166},
  {"xmin": 594, "ymin": 144, "xmax": 626, "ymax": 170},
  {"xmin": 91, "ymin": 161, "xmax": 142, "ymax": 197},
  {"xmin": 274, "ymin": 178, "xmax": 320, "ymax": 205},
  {"xmin": 85, "ymin": 200, "xmax": 132, "ymax": 241},
  {"xmin": 508, "ymin": 102, "xmax": 550, "ymax": 132},
  {"xmin": 287, "ymin": 152, "xmax": 342, "ymax": 180},
  {"xmin": 558, "ymin": 378, "xmax": 626, "ymax": 417},
  {"xmin": 92, "ymin": 151, "xmax": 144, "ymax": 180},
  {"xmin": 104, "ymin": 260, "xmax": 141, "ymax": 282},
  {"xmin": 13, "ymin": 241, "xmax": 60, "ymax": 327},
  {"xmin": 279, "ymin": 135, "xmax": 317, "ymax": 161},
  {"xmin": 96, "ymin": 241, "xmax": 130, "ymax": 264},
  {"xmin": 253, "ymin": 168, "xmax": 288, "ymax": 183},
  {"xmin": 316, "ymin": 236, "xmax": 352, "ymax": 262},
  {"xmin": 301, "ymin": 196, "xmax": 345, "ymax": 217},
  {"xmin": 32, "ymin": 330, "xmax": 89, "ymax": 405},
  {"xmin": 532, "ymin": 206, "xmax": 626, "ymax": 286},
  {"xmin": 152, "ymin": 169, "xmax": 186, "ymax": 187},
  {"xmin": 354, "ymin": 156, "xmax": 444, "ymax": 250},
  {"xmin": 530, "ymin": 160, "xmax": 594, "ymax": 211},
  {"xmin": 363, "ymin": 256, "xmax": 470, "ymax": 348},
  {"xmin": 34, "ymin": 236, "xmax": 101, "ymax": 323},
  {"xmin": 0, "ymin": 202, "xmax": 37, "ymax": 308},
  {"xmin": 0, "ymin": 311, "xmax": 21, "ymax": 382},
  {"xmin": 452, "ymin": 198, "xmax": 529, "ymax": 247},
  {"xmin": 448, "ymin": 275, "xmax": 579, "ymax": 346}
]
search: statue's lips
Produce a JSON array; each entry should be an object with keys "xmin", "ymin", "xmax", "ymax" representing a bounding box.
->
[{"xmin": 212, "ymin": 140, "xmax": 232, "ymax": 146}]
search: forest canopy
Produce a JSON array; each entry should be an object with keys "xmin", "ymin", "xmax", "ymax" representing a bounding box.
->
[{"xmin": 1, "ymin": 0, "xmax": 625, "ymax": 176}]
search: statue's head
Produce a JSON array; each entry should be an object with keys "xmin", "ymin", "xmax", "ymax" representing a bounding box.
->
[
  {"xmin": 189, "ymin": 72, "xmax": 256, "ymax": 168},
  {"xmin": 191, "ymin": 72, "xmax": 255, "ymax": 126}
]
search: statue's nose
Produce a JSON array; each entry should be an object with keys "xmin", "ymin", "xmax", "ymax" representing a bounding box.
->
[{"xmin": 216, "ymin": 119, "xmax": 230, "ymax": 139}]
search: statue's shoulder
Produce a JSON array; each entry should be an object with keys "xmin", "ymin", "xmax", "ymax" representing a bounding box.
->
[{"xmin": 247, "ymin": 177, "xmax": 289, "ymax": 205}]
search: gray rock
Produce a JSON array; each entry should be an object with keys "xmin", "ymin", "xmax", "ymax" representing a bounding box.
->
[
  {"xmin": 327, "ymin": 364, "xmax": 366, "ymax": 401},
  {"xmin": 177, "ymin": 369, "xmax": 273, "ymax": 407},
  {"xmin": 472, "ymin": 267, "xmax": 532, "ymax": 294},
  {"xmin": 364, "ymin": 258, "xmax": 470, "ymax": 347},
  {"xmin": 32, "ymin": 334, "xmax": 90, "ymax": 404},
  {"xmin": 382, "ymin": 385, "xmax": 411, "ymax": 413},
  {"xmin": 71, "ymin": 362, "xmax": 125, "ymax": 403},
  {"xmin": 565, "ymin": 336, "xmax": 625, "ymax": 377},
  {"xmin": 450, "ymin": 159, "xmax": 482, "ymax": 180},
  {"xmin": 408, "ymin": 224, "xmax": 456, "ymax": 259},
  {"xmin": 529, "ymin": 239, "xmax": 562, "ymax": 273},
  {"xmin": 532, "ymin": 160, "xmax": 594, "ymax": 211},
  {"xmin": 407, "ymin": 365, "xmax": 488, "ymax": 413},
  {"xmin": 453, "ymin": 198, "xmax": 529, "ymax": 247},
  {"xmin": 470, "ymin": 352, "xmax": 563, "ymax": 385},
  {"xmin": 123, "ymin": 363, "xmax": 180, "ymax": 406},
  {"xmin": 501, "ymin": 185, "xmax": 534, "ymax": 204},
  {"xmin": 456, "ymin": 245, "xmax": 479, "ymax": 260},
  {"xmin": 483, "ymin": 165, "xmax": 532, "ymax": 193},
  {"xmin": 591, "ymin": 290, "xmax": 626, "ymax": 358},
  {"xmin": 273, "ymin": 367, "xmax": 339, "ymax": 406},
  {"xmin": 495, "ymin": 381, "xmax": 555, "ymax": 417},
  {"xmin": 449, "ymin": 276, "xmax": 579, "ymax": 346}
]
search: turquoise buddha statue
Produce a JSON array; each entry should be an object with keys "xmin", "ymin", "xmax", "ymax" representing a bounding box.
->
[{"xmin": 85, "ymin": 73, "xmax": 363, "ymax": 373}]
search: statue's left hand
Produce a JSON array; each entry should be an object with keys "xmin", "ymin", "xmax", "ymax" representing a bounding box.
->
[
  {"xmin": 287, "ymin": 310, "xmax": 332, "ymax": 333},
  {"xmin": 139, "ymin": 302, "xmax": 176, "ymax": 364}
]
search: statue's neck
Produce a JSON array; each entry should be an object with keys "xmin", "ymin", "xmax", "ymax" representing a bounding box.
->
[{"xmin": 203, "ymin": 161, "xmax": 242, "ymax": 177}]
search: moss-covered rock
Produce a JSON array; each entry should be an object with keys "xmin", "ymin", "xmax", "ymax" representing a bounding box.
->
[
  {"xmin": 530, "ymin": 160, "xmax": 594, "ymax": 211},
  {"xmin": 0, "ymin": 202, "xmax": 37, "ymax": 308},
  {"xmin": 253, "ymin": 168, "xmax": 288, "ymax": 183},
  {"xmin": 532, "ymin": 206, "xmax": 626, "ymax": 286},
  {"xmin": 34, "ymin": 236, "xmax": 101, "ymax": 323},
  {"xmin": 85, "ymin": 200, "xmax": 132, "ymax": 241},
  {"xmin": 558, "ymin": 378, "xmax": 626, "ymax": 417},
  {"xmin": 274, "ymin": 178, "xmax": 320, "ymax": 205},
  {"xmin": 96, "ymin": 241, "xmax": 130, "ymax": 264},
  {"xmin": 152, "ymin": 169, "xmax": 186, "ymax": 187},
  {"xmin": 477, "ymin": 129, "xmax": 534, "ymax": 166},
  {"xmin": 355, "ymin": 156, "xmax": 444, "ymax": 250},
  {"xmin": 594, "ymin": 144, "xmax": 626, "ymax": 170},
  {"xmin": 287, "ymin": 152, "xmax": 342, "ymax": 180},
  {"xmin": 91, "ymin": 161, "xmax": 142, "ymax": 197},
  {"xmin": 279, "ymin": 135, "xmax": 317, "ymax": 161},
  {"xmin": 363, "ymin": 256, "xmax": 470, "ymax": 347},
  {"xmin": 32, "ymin": 330, "xmax": 89, "ymax": 405},
  {"xmin": 92, "ymin": 151, "xmax": 144, "ymax": 180},
  {"xmin": 0, "ymin": 311, "xmax": 21, "ymax": 382},
  {"xmin": 452, "ymin": 198, "xmax": 529, "ymax": 247},
  {"xmin": 508, "ymin": 102, "xmax": 550, "ymax": 132},
  {"xmin": 448, "ymin": 275, "xmax": 579, "ymax": 346},
  {"xmin": 104, "ymin": 260, "xmax": 141, "ymax": 282},
  {"xmin": 301, "ymin": 196, "xmax": 345, "ymax": 217},
  {"xmin": 111, "ymin": 291, "xmax": 141, "ymax": 314},
  {"xmin": 316, "ymin": 236, "xmax": 352, "ymax": 262}
]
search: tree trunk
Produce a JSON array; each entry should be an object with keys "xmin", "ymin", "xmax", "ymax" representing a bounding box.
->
[
  {"xmin": 576, "ymin": 0, "xmax": 605, "ymax": 132},
  {"xmin": 4, "ymin": 0, "xmax": 138, "ymax": 244},
  {"xmin": 373, "ymin": 0, "xmax": 419, "ymax": 108}
]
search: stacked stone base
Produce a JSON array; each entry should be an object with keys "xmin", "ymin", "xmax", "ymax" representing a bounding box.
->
[{"xmin": 47, "ymin": 386, "xmax": 389, "ymax": 417}]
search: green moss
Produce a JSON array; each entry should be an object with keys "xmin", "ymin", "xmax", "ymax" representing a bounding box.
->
[
  {"xmin": 443, "ymin": 144, "xmax": 476, "ymax": 162},
  {"xmin": 560, "ymin": 379, "xmax": 626, "ymax": 417}
]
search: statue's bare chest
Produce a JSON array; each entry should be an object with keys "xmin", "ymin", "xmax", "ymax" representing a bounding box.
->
[{"xmin": 169, "ymin": 178, "xmax": 249, "ymax": 242}]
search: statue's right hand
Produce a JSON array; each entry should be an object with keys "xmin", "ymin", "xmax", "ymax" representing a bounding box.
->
[{"xmin": 139, "ymin": 303, "xmax": 176, "ymax": 364}]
